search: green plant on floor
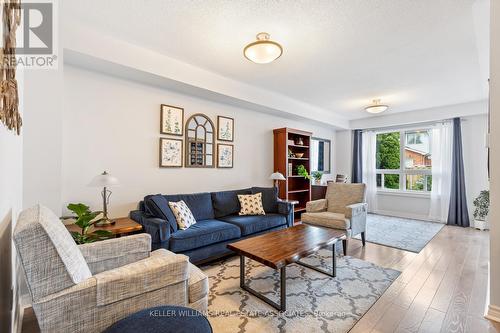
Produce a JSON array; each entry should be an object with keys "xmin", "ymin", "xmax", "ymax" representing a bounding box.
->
[
  {"xmin": 66, "ymin": 203, "xmax": 112, "ymax": 244},
  {"xmin": 473, "ymin": 190, "xmax": 490, "ymax": 221},
  {"xmin": 296, "ymin": 164, "xmax": 311, "ymax": 180},
  {"xmin": 311, "ymin": 171, "xmax": 323, "ymax": 182}
]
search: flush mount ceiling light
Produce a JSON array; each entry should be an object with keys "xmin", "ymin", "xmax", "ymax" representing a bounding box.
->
[
  {"xmin": 365, "ymin": 99, "xmax": 389, "ymax": 114},
  {"xmin": 244, "ymin": 32, "xmax": 283, "ymax": 64}
]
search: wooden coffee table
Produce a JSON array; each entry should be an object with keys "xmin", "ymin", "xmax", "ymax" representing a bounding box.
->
[{"xmin": 227, "ymin": 224, "xmax": 346, "ymax": 311}]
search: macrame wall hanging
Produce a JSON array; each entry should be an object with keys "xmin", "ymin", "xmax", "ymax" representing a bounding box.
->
[{"xmin": 0, "ymin": 0, "xmax": 21, "ymax": 135}]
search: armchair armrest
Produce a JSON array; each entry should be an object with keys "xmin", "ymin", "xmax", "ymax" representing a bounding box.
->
[
  {"xmin": 94, "ymin": 249, "xmax": 189, "ymax": 306},
  {"xmin": 306, "ymin": 199, "xmax": 328, "ymax": 213},
  {"xmin": 79, "ymin": 234, "xmax": 151, "ymax": 274},
  {"xmin": 345, "ymin": 203, "xmax": 367, "ymax": 237},
  {"xmin": 345, "ymin": 203, "xmax": 367, "ymax": 218}
]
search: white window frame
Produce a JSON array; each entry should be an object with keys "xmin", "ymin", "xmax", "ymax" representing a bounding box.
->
[{"xmin": 375, "ymin": 127, "xmax": 432, "ymax": 193}]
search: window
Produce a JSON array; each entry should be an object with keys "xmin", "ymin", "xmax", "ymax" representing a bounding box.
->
[{"xmin": 376, "ymin": 129, "xmax": 432, "ymax": 192}]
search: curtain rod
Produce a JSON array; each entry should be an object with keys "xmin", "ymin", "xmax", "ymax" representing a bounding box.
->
[{"xmin": 358, "ymin": 117, "xmax": 466, "ymax": 133}]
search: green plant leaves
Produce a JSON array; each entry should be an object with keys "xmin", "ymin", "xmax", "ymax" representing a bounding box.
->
[{"xmin": 67, "ymin": 202, "xmax": 111, "ymax": 244}]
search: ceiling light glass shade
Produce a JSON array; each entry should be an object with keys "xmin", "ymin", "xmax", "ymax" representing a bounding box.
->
[
  {"xmin": 244, "ymin": 32, "xmax": 283, "ymax": 64},
  {"xmin": 365, "ymin": 99, "xmax": 389, "ymax": 114}
]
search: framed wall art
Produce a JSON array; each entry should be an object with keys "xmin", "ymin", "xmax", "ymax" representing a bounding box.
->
[
  {"xmin": 217, "ymin": 116, "xmax": 234, "ymax": 141},
  {"xmin": 159, "ymin": 138, "xmax": 183, "ymax": 167},
  {"xmin": 217, "ymin": 143, "xmax": 234, "ymax": 168},
  {"xmin": 161, "ymin": 104, "xmax": 184, "ymax": 136}
]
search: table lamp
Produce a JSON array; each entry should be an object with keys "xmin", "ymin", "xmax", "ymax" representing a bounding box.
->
[
  {"xmin": 270, "ymin": 171, "xmax": 286, "ymax": 189},
  {"xmin": 88, "ymin": 171, "xmax": 120, "ymax": 226}
]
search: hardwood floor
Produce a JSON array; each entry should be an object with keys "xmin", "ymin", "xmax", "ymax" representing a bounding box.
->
[{"xmin": 21, "ymin": 225, "xmax": 499, "ymax": 333}]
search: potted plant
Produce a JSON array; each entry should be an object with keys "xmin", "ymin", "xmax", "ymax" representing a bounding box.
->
[
  {"xmin": 473, "ymin": 190, "xmax": 490, "ymax": 230},
  {"xmin": 65, "ymin": 203, "xmax": 113, "ymax": 244},
  {"xmin": 296, "ymin": 165, "xmax": 311, "ymax": 180},
  {"xmin": 311, "ymin": 171, "xmax": 323, "ymax": 185}
]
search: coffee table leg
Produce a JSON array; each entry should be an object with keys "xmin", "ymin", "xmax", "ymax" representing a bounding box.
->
[
  {"xmin": 239, "ymin": 255, "xmax": 287, "ymax": 312},
  {"xmin": 240, "ymin": 255, "xmax": 245, "ymax": 288},
  {"xmin": 332, "ymin": 242, "xmax": 337, "ymax": 278},
  {"xmin": 280, "ymin": 266, "xmax": 286, "ymax": 312}
]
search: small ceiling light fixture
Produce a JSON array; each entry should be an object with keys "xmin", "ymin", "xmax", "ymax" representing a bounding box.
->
[
  {"xmin": 365, "ymin": 99, "xmax": 389, "ymax": 114},
  {"xmin": 244, "ymin": 32, "xmax": 283, "ymax": 64}
]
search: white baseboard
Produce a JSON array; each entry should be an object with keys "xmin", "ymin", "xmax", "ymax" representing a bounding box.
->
[
  {"xmin": 485, "ymin": 304, "xmax": 500, "ymax": 323},
  {"xmin": 372, "ymin": 209, "xmax": 435, "ymax": 222}
]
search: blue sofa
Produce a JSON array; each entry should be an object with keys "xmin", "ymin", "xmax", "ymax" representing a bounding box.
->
[{"xmin": 130, "ymin": 187, "xmax": 294, "ymax": 264}]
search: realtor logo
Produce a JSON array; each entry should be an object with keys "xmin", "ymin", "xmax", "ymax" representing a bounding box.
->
[
  {"xmin": 17, "ymin": 2, "xmax": 53, "ymax": 54},
  {"xmin": 3, "ymin": 0, "xmax": 58, "ymax": 69}
]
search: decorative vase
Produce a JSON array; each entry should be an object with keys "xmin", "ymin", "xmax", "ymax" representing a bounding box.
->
[
  {"xmin": 474, "ymin": 219, "xmax": 489, "ymax": 231},
  {"xmin": 314, "ymin": 179, "xmax": 322, "ymax": 185}
]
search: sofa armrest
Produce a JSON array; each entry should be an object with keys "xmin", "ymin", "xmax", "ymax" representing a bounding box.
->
[
  {"xmin": 131, "ymin": 211, "xmax": 172, "ymax": 249},
  {"xmin": 277, "ymin": 200, "xmax": 294, "ymax": 227},
  {"xmin": 79, "ymin": 234, "xmax": 151, "ymax": 274},
  {"xmin": 345, "ymin": 203, "xmax": 367, "ymax": 237},
  {"xmin": 94, "ymin": 249, "xmax": 189, "ymax": 306},
  {"xmin": 306, "ymin": 199, "xmax": 328, "ymax": 213}
]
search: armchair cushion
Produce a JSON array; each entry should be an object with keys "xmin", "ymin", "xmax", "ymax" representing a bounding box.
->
[
  {"xmin": 169, "ymin": 219, "xmax": 241, "ymax": 252},
  {"xmin": 219, "ymin": 214, "xmax": 287, "ymax": 236},
  {"xmin": 251, "ymin": 187, "xmax": 279, "ymax": 213},
  {"xmin": 306, "ymin": 199, "xmax": 327, "ymax": 213},
  {"xmin": 301, "ymin": 212, "xmax": 350, "ymax": 230},
  {"xmin": 94, "ymin": 249, "xmax": 189, "ymax": 306},
  {"xmin": 14, "ymin": 205, "xmax": 92, "ymax": 301},
  {"xmin": 78, "ymin": 234, "xmax": 152, "ymax": 274},
  {"xmin": 326, "ymin": 183, "xmax": 366, "ymax": 214}
]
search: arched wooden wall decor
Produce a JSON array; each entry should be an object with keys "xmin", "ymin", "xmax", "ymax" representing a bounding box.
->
[
  {"xmin": 185, "ymin": 113, "xmax": 215, "ymax": 168},
  {"xmin": 0, "ymin": 0, "xmax": 22, "ymax": 135}
]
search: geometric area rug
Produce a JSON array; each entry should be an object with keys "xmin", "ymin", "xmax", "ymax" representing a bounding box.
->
[
  {"xmin": 354, "ymin": 214, "xmax": 445, "ymax": 253},
  {"xmin": 201, "ymin": 247, "xmax": 400, "ymax": 333}
]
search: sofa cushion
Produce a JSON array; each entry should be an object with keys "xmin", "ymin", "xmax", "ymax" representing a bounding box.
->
[
  {"xmin": 168, "ymin": 200, "xmax": 197, "ymax": 230},
  {"xmin": 251, "ymin": 187, "xmax": 278, "ymax": 213},
  {"xmin": 169, "ymin": 219, "xmax": 241, "ymax": 252},
  {"xmin": 237, "ymin": 193, "xmax": 266, "ymax": 216},
  {"xmin": 211, "ymin": 188, "xmax": 252, "ymax": 218},
  {"xmin": 219, "ymin": 214, "xmax": 287, "ymax": 236},
  {"xmin": 145, "ymin": 193, "xmax": 215, "ymax": 232},
  {"xmin": 301, "ymin": 212, "xmax": 351, "ymax": 230}
]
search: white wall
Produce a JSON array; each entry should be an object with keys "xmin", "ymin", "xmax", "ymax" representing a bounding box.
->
[
  {"xmin": 60, "ymin": 65, "xmax": 335, "ymax": 217},
  {"xmin": 335, "ymin": 111, "xmax": 489, "ymax": 221},
  {"xmin": 487, "ymin": 0, "xmax": 500, "ymax": 322}
]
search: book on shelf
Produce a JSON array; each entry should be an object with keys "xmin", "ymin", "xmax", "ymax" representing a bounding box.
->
[{"xmin": 288, "ymin": 163, "xmax": 293, "ymax": 176}]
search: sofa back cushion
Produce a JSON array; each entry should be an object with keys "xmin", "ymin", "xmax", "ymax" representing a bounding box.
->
[
  {"xmin": 251, "ymin": 187, "xmax": 279, "ymax": 213},
  {"xmin": 211, "ymin": 188, "xmax": 251, "ymax": 218},
  {"xmin": 145, "ymin": 193, "xmax": 214, "ymax": 232}
]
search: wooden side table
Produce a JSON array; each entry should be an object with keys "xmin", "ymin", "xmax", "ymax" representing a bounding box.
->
[{"xmin": 65, "ymin": 217, "xmax": 143, "ymax": 238}]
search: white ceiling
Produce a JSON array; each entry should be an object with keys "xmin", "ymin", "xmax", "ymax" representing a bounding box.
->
[{"xmin": 63, "ymin": 0, "xmax": 489, "ymax": 120}]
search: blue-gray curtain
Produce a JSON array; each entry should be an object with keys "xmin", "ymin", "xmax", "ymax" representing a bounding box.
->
[
  {"xmin": 351, "ymin": 129, "xmax": 363, "ymax": 183},
  {"xmin": 447, "ymin": 118, "xmax": 470, "ymax": 227}
]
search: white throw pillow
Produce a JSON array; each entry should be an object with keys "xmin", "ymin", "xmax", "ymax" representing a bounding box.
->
[
  {"xmin": 238, "ymin": 192, "xmax": 266, "ymax": 216},
  {"xmin": 168, "ymin": 200, "xmax": 197, "ymax": 230}
]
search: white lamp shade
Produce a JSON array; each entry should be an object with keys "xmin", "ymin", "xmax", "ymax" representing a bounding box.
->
[
  {"xmin": 88, "ymin": 171, "xmax": 120, "ymax": 187},
  {"xmin": 269, "ymin": 172, "xmax": 286, "ymax": 181}
]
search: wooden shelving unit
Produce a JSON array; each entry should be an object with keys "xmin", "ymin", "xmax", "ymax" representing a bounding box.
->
[{"xmin": 273, "ymin": 127, "xmax": 312, "ymax": 222}]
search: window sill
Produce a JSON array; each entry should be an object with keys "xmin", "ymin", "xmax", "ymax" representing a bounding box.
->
[{"xmin": 376, "ymin": 190, "xmax": 431, "ymax": 198}]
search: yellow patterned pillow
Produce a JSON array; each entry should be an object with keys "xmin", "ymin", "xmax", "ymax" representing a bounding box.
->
[{"xmin": 237, "ymin": 193, "xmax": 266, "ymax": 216}]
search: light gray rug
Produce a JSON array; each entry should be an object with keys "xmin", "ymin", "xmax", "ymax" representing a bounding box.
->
[
  {"xmin": 202, "ymin": 248, "xmax": 400, "ymax": 333},
  {"xmin": 354, "ymin": 214, "xmax": 444, "ymax": 253}
]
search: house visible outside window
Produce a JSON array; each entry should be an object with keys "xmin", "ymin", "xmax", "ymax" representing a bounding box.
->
[{"xmin": 376, "ymin": 129, "xmax": 432, "ymax": 192}]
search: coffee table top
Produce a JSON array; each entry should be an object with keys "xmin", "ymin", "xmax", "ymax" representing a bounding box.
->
[{"xmin": 227, "ymin": 224, "xmax": 346, "ymax": 269}]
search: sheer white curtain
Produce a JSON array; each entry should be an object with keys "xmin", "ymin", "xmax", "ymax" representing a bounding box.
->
[
  {"xmin": 362, "ymin": 130, "xmax": 378, "ymax": 212},
  {"xmin": 428, "ymin": 121, "xmax": 453, "ymax": 222}
]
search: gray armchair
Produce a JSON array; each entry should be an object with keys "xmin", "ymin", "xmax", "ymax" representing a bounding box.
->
[
  {"xmin": 13, "ymin": 205, "xmax": 208, "ymax": 333},
  {"xmin": 301, "ymin": 183, "xmax": 367, "ymax": 254}
]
